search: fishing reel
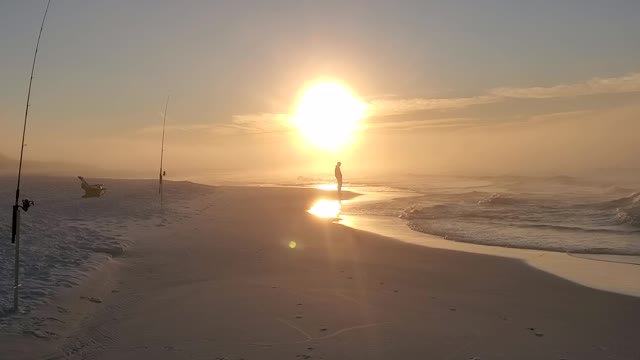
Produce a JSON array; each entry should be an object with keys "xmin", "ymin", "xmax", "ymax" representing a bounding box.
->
[
  {"xmin": 11, "ymin": 199, "xmax": 34, "ymax": 243},
  {"xmin": 20, "ymin": 199, "xmax": 34, "ymax": 212}
]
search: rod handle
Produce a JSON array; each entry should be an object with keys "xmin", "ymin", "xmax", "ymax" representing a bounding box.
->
[{"xmin": 11, "ymin": 205, "xmax": 19, "ymax": 243}]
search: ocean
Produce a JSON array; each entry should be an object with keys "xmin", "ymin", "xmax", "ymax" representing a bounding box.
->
[{"xmin": 339, "ymin": 174, "xmax": 640, "ymax": 256}]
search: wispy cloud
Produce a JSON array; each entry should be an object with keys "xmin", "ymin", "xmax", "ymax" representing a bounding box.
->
[
  {"xmin": 365, "ymin": 117, "xmax": 478, "ymax": 131},
  {"xmin": 230, "ymin": 113, "xmax": 291, "ymax": 134},
  {"xmin": 349, "ymin": 72, "xmax": 640, "ymax": 134},
  {"xmin": 136, "ymin": 113, "xmax": 293, "ymax": 138},
  {"xmin": 522, "ymin": 110, "xmax": 594, "ymax": 123},
  {"xmin": 137, "ymin": 123, "xmax": 214, "ymax": 135},
  {"xmin": 490, "ymin": 72, "xmax": 640, "ymax": 99},
  {"xmin": 368, "ymin": 95, "xmax": 500, "ymax": 116},
  {"xmin": 366, "ymin": 72, "xmax": 640, "ymax": 117}
]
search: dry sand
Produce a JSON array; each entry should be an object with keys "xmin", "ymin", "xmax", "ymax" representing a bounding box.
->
[{"xmin": 1, "ymin": 185, "xmax": 639, "ymax": 359}]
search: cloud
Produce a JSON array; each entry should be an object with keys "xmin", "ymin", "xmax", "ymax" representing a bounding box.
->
[
  {"xmin": 365, "ymin": 117, "xmax": 478, "ymax": 131},
  {"xmin": 364, "ymin": 72, "xmax": 640, "ymax": 118},
  {"xmin": 368, "ymin": 95, "xmax": 500, "ymax": 116},
  {"xmin": 490, "ymin": 72, "xmax": 640, "ymax": 99},
  {"xmin": 137, "ymin": 123, "xmax": 214, "ymax": 134},
  {"xmin": 230, "ymin": 113, "xmax": 292, "ymax": 134},
  {"xmin": 520, "ymin": 110, "xmax": 594, "ymax": 124},
  {"xmin": 135, "ymin": 113, "xmax": 293, "ymax": 139}
]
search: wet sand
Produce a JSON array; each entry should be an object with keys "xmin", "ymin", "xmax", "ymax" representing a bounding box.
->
[{"xmin": 1, "ymin": 186, "xmax": 639, "ymax": 359}]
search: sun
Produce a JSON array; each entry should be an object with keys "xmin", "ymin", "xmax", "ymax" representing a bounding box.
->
[{"xmin": 293, "ymin": 82, "xmax": 367, "ymax": 149}]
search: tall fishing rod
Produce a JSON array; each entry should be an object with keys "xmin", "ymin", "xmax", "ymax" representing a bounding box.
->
[
  {"xmin": 159, "ymin": 95, "xmax": 169, "ymax": 196},
  {"xmin": 10, "ymin": 0, "xmax": 52, "ymax": 312}
]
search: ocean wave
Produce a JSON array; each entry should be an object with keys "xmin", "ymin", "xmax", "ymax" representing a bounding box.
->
[
  {"xmin": 616, "ymin": 206, "xmax": 640, "ymax": 227},
  {"xmin": 601, "ymin": 185, "xmax": 636, "ymax": 194},
  {"xmin": 597, "ymin": 192, "xmax": 640, "ymax": 209},
  {"xmin": 359, "ymin": 177, "xmax": 640, "ymax": 256},
  {"xmin": 400, "ymin": 204, "xmax": 465, "ymax": 220},
  {"xmin": 405, "ymin": 220, "xmax": 640, "ymax": 256},
  {"xmin": 514, "ymin": 222, "xmax": 640, "ymax": 234},
  {"xmin": 586, "ymin": 192, "xmax": 640, "ymax": 226},
  {"xmin": 397, "ymin": 188, "xmax": 640, "ymax": 251},
  {"xmin": 477, "ymin": 193, "xmax": 524, "ymax": 206}
]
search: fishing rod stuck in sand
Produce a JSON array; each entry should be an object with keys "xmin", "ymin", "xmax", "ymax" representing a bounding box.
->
[
  {"xmin": 10, "ymin": 0, "xmax": 52, "ymax": 313},
  {"xmin": 159, "ymin": 94, "xmax": 169, "ymax": 198}
]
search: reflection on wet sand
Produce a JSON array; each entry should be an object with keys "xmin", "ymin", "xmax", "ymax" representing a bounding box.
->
[
  {"xmin": 308, "ymin": 199, "xmax": 343, "ymax": 219},
  {"xmin": 313, "ymin": 183, "xmax": 348, "ymax": 192}
]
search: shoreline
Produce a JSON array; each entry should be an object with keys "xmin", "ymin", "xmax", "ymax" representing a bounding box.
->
[{"xmin": 336, "ymin": 186, "xmax": 640, "ymax": 298}]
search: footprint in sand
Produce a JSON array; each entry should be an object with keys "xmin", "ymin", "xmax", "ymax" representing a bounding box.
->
[
  {"xmin": 527, "ymin": 327, "xmax": 544, "ymax": 337},
  {"xmin": 80, "ymin": 296, "xmax": 103, "ymax": 303},
  {"xmin": 23, "ymin": 330, "xmax": 57, "ymax": 339},
  {"xmin": 46, "ymin": 317, "xmax": 65, "ymax": 323}
]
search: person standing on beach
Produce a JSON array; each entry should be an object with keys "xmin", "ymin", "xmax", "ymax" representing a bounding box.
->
[{"xmin": 335, "ymin": 161, "xmax": 343, "ymax": 193}]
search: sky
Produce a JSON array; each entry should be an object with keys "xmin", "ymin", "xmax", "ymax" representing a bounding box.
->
[{"xmin": 1, "ymin": 0, "xmax": 639, "ymax": 180}]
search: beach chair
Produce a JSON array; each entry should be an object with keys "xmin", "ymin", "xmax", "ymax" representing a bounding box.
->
[{"xmin": 78, "ymin": 176, "xmax": 106, "ymax": 198}]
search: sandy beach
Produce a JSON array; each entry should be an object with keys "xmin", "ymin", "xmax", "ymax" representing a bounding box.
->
[
  {"xmin": 1, "ymin": 184, "xmax": 639, "ymax": 360},
  {"xmin": 3, "ymin": 1, "xmax": 640, "ymax": 359}
]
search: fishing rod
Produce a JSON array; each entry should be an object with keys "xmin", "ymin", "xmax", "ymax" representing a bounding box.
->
[
  {"xmin": 10, "ymin": 0, "xmax": 52, "ymax": 312},
  {"xmin": 159, "ymin": 95, "xmax": 169, "ymax": 196}
]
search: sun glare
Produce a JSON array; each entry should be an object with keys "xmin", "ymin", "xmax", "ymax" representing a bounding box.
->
[
  {"xmin": 308, "ymin": 199, "xmax": 342, "ymax": 218},
  {"xmin": 293, "ymin": 82, "xmax": 367, "ymax": 149}
]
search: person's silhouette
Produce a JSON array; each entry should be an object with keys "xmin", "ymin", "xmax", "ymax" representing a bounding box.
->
[{"xmin": 335, "ymin": 161, "xmax": 343, "ymax": 193}]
